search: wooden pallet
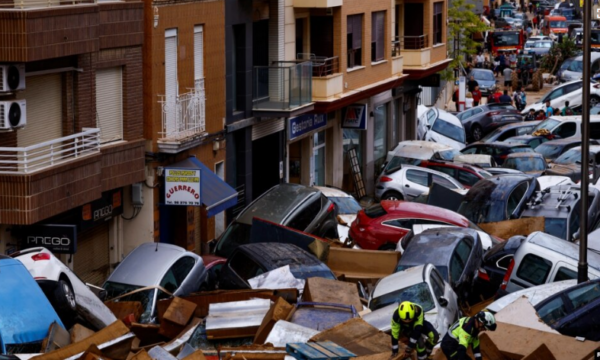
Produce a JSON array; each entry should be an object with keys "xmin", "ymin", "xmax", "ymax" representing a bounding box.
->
[{"xmin": 286, "ymin": 341, "xmax": 357, "ymax": 360}]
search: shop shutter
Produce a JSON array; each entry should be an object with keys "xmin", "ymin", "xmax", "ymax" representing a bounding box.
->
[
  {"xmin": 96, "ymin": 67, "xmax": 123, "ymax": 144},
  {"xmin": 194, "ymin": 25, "xmax": 204, "ymax": 89},
  {"xmin": 252, "ymin": 118, "xmax": 284, "ymax": 141},
  {"xmin": 16, "ymin": 74, "xmax": 62, "ymax": 147},
  {"xmin": 74, "ymin": 222, "xmax": 110, "ymax": 286}
]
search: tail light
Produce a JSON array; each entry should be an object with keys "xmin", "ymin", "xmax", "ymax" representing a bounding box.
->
[
  {"xmin": 327, "ymin": 203, "xmax": 335, "ymax": 213},
  {"xmin": 500, "ymin": 259, "xmax": 515, "ymax": 291},
  {"xmin": 499, "ymin": 154, "xmax": 508, "ymax": 160},
  {"xmin": 478, "ymin": 268, "xmax": 491, "ymax": 281},
  {"xmin": 379, "ymin": 176, "xmax": 393, "ymax": 182},
  {"xmin": 489, "ymin": 111, "xmax": 501, "ymax": 116},
  {"xmin": 594, "ymin": 84, "xmax": 600, "ymax": 89},
  {"xmin": 32, "ymin": 253, "xmax": 51, "ymax": 261}
]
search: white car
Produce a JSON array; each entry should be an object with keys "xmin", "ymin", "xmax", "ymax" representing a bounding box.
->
[
  {"xmin": 417, "ymin": 106, "xmax": 466, "ymax": 150},
  {"xmin": 396, "ymin": 224, "xmax": 498, "ymax": 252},
  {"xmin": 487, "ymin": 280, "xmax": 576, "ymax": 313},
  {"xmin": 521, "ymin": 80, "xmax": 600, "ymax": 115},
  {"xmin": 527, "ymin": 35, "xmax": 552, "ymax": 42},
  {"xmin": 375, "ymin": 164, "xmax": 467, "ymax": 201},
  {"xmin": 386, "ymin": 140, "xmax": 459, "ymax": 163},
  {"xmin": 362, "ymin": 264, "xmax": 459, "ymax": 339},
  {"xmin": 314, "ymin": 186, "xmax": 362, "ymax": 245},
  {"xmin": 12, "ymin": 247, "xmax": 117, "ymax": 329}
]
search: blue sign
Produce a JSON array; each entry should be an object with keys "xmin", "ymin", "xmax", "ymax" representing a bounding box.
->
[
  {"xmin": 289, "ymin": 114, "xmax": 327, "ymax": 140},
  {"xmin": 342, "ymin": 104, "xmax": 368, "ymax": 130}
]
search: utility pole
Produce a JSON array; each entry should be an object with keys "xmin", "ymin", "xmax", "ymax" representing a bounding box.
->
[{"xmin": 579, "ymin": 0, "xmax": 591, "ymax": 284}]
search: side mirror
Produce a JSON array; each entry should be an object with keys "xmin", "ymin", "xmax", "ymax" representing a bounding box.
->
[{"xmin": 438, "ymin": 296, "xmax": 449, "ymax": 307}]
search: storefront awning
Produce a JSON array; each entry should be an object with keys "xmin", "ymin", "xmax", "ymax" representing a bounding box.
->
[{"xmin": 165, "ymin": 157, "xmax": 238, "ymax": 217}]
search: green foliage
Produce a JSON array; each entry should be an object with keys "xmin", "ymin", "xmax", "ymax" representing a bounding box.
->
[
  {"xmin": 539, "ymin": 36, "xmax": 579, "ymax": 74},
  {"xmin": 441, "ymin": 0, "xmax": 491, "ymax": 81}
]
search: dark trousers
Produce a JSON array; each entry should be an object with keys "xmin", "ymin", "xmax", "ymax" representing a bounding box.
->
[{"xmin": 441, "ymin": 333, "xmax": 460, "ymax": 359}]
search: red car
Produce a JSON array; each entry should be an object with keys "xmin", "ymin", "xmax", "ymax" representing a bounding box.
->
[
  {"xmin": 348, "ymin": 201, "xmax": 482, "ymax": 250},
  {"xmin": 419, "ymin": 160, "xmax": 492, "ymax": 188}
]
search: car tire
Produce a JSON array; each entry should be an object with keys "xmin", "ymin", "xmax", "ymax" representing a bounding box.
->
[
  {"xmin": 382, "ymin": 191, "xmax": 403, "ymax": 201},
  {"xmin": 591, "ymin": 96, "xmax": 600, "ymax": 108},
  {"xmin": 378, "ymin": 243, "xmax": 396, "ymax": 251},
  {"xmin": 54, "ymin": 279, "xmax": 77, "ymax": 314},
  {"xmin": 471, "ymin": 124, "xmax": 483, "ymax": 142}
]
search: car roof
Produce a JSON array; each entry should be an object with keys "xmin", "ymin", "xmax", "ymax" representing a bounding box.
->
[
  {"xmin": 471, "ymin": 142, "xmax": 531, "ymax": 149},
  {"xmin": 523, "ymin": 185, "xmax": 592, "ymax": 218},
  {"xmin": 429, "ymin": 108, "xmax": 463, "ymax": 127},
  {"xmin": 380, "ymin": 200, "xmax": 470, "ymax": 226},
  {"xmin": 314, "ymin": 186, "xmax": 352, "ymax": 198},
  {"xmin": 506, "ymin": 135, "xmax": 542, "ymax": 141},
  {"xmin": 237, "ymin": 183, "xmax": 319, "ymax": 225},
  {"xmin": 506, "ymin": 152, "xmax": 545, "ymax": 158},
  {"xmin": 465, "ymin": 174, "xmax": 533, "ymax": 200},
  {"xmin": 106, "ymin": 243, "xmax": 195, "ymax": 287},
  {"xmin": 525, "ymin": 231, "xmax": 600, "ymax": 269},
  {"xmin": 421, "ymin": 160, "xmax": 478, "ymax": 171},
  {"xmin": 538, "ymin": 137, "xmax": 582, "ymax": 146},
  {"xmin": 401, "ymin": 228, "xmax": 479, "ymax": 266},
  {"xmin": 371, "ymin": 264, "xmax": 427, "ymax": 299}
]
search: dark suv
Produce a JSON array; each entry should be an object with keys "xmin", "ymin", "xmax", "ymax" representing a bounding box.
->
[
  {"xmin": 419, "ymin": 160, "xmax": 492, "ymax": 188},
  {"xmin": 214, "ymin": 184, "xmax": 339, "ymax": 257},
  {"xmin": 457, "ymin": 103, "xmax": 523, "ymax": 142}
]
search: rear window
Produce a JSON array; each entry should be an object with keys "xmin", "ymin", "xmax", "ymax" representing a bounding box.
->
[
  {"xmin": 365, "ymin": 204, "xmax": 387, "ymax": 218},
  {"xmin": 510, "ymin": 146, "xmax": 535, "ymax": 153},
  {"xmin": 516, "ymin": 253, "xmax": 552, "ymax": 286},
  {"xmin": 287, "ymin": 199, "xmax": 321, "ymax": 230}
]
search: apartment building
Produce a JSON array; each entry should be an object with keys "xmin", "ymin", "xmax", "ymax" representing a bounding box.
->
[{"xmin": 0, "ymin": 0, "xmax": 145, "ymax": 285}]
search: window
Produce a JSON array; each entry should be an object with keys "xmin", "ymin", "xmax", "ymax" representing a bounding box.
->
[
  {"xmin": 496, "ymin": 255, "xmax": 513, "ymax": 270},
  {"xmin": 458, "ymin": 170, "xmax": 481, "ymax": 187},
  {"xmin": 371, "ymin": 11, "xmax": 385, "ymax": 62},
  {"xmin": 347, "ymin": 14, "xmax": 363, "ymax": 68},
  {"xmin": 230, "ymin": 251, "xmax": 264, "ymax": 281},
  {"xmin": 506, "ymin": 182, "xmax": 529, "ymax": 218},
  {"xmin": 406, "ymin": 169, "xmax": 429, "ymax": 186},
  {"xmin": 461, "ymin": 147, "xmax": 477, "ymax": 155},
  {"xmin": 433, "ymin": 2, "xmax": 443, "ymax": 45},
  {"xmin": 516, "ymin": 254, "xmax": 552, "ymax": 286},
  {"xmin": 430, "ymin": 269, "xmax": 445, "ymax": 299},
  {"xmin": 165, "ymin": 29, "xmax": 178, "ymax": 133},
  {"xmin": 313, "ymin": 131, "xmax": 326, "ymax": 185},
  {"xmin": 194, "ymin": 25, "xmax": 204, "ymax": 88},
  {"xmin": 432, "ymin": 174, "xmax": 459, "ymax": 189},
  {"xmin": 537, "ymin": 297, "xmax": 568, "ymax": 325},
  {"xmin": 555, "ymin": 267, "xmax": 577, "ymax": 281},
  {"xmin": 567, "ymin": 282, "xmax": 600, "ymax": 311},
  {"xmin": 426, "ymin": 110, "xmax": 437, "ymax": 126},
  {"xmin": 287, "ymin": 198, "xmax": 321, "ymax": 230},
  {"xmin": 374, "ymin": 104, "xmax": 388, "ymax": 170},
  {"xmin": 160, "ymin": 256, "xmax": 196, "ymax": 293},
  {"xmin": 430, "ymin": 166, "xmax": 456, "ymax": 177},
  {"xmin": 96, "ymin": 67, "xmax": 123, "ymax": 144},
  {"xmin": 555, "ymin": 123, "xmax": 577, "ymax": 138}
]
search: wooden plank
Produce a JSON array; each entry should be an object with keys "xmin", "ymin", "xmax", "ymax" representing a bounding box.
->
[
  {"xmin": 254, "ymin": 297, "xmax": 294, "ymax": 344},
  {"xmin": 326, "ymin": 248, "xmax": 400, "ymax": 282},
  {"xmin": 105, "ymin": 301, "xmax": 144, "ymax": 322},
  {"xmin": 129, "ymin": 350, "xmax": 153, "ymax": 360},
  {"xmin": 521, "ymin": 344, "xmax": 556, "ymax": 360},
  {"xmin": 163, "ymin": 297, "xmax": 197, "ymax": 326},
  {"xmin": 70, "ymin": 324, "xmax": 96, "ymax": 344},
  {"xmin": 308, "ymin": 343, "xmax": 340, "ymax": 359},
  {"xmin": 302, "ymin": 278, "xmax": 362, "ymax": 311},
  {"xmin": 478, "ymin": 217, "xmax": 544, "ymax": 240},
  {"xmin": 318, "ymin": 342, "xmax": 356, "ymax": 358},
  {"xmin": 41, "ymin": 321, "xmax": 71, "ymax": 353},
  {"xmin": 309, "ymin": 318, "xmax": 392, "ymax": 356},
  {"xmin": 478, "ymin": 333, "xmax": 507, "ymax": 360}
]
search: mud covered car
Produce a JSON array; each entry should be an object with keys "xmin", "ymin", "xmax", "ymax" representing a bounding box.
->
[
  {"xmin": 501, "ymin": 153, "xmax": 548, "ymax": 176},
  {"xmin": 544, "ymin": 145, "xmax": 600, "ymax": 183}
]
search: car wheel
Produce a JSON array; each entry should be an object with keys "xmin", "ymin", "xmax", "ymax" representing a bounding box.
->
[
  {"xmin": 471, "ymin": 125, "xmax": 483, "ymax": 142},
  {"xmin": 54, "ymin": 279, "xmax": 77, "ymax": 314},
  {"xmin": 378, "ymin": 243, "xmax": 396, "ymax": 251},
  {"xmin": 382, "ymin": 191, "xmax": 403, "ymax": 201},
  {"xmin": 591, "ymin": 96, "xmax": 600, "ymax": 108}
]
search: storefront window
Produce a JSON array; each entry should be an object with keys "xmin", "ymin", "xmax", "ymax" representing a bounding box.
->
[
  {"xmin": 313, "ymin": 131, "xmax": 326, "ymax": 185},
  {"xmin": 343, "ymin": 129, "xmax": 363, "ymax": 168},
  {"xmin": 374, "ymin": 104, "xmax": 388, "ymax": 171}
]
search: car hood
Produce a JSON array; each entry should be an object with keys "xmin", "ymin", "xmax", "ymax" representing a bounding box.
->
[
  {"xmin": 428, "ymin": 132, "xmax": 466, "ymax": 150},
  {"xmin": 362, "ymin": 303, "xmax": 445, "ymax": 337}
]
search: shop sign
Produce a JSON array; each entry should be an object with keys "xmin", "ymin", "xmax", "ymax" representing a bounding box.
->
[
  {"xmin": 22, "ymin": 224, "xmax": 77, "ymax": 254},
  {"xmin": 288, "ymin": 114, "xmax": 327, "ymax": 141},
  {"xmin": 342, "ymin": 104, "xmax": 368, "ymax": 130},
  {"xmin": 80, "ymin": 189, "xmax": 123, "ymax": 231},
  {"xmin": 165, "ymin": 168, "xmax": 202, "ymax": 206}
]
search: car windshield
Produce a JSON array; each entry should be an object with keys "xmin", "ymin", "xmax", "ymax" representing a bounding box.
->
[
  {"xmin": 560, "ymin": 59, "xmax": 574, "ymax": 71},
  {"xmin": 330, "ymin": 196, "xmax": 362, "ymax": 214},
  {"xmin": 535, "ymin": 143, "xmax": 566, "ymax": 160},
  {"xmin": 432, "ymin": 118, "xmax": 466, "ymax": 143},
  {"xmin": 525, "ymin": 41, "xmax": 535, "ymax": 48},
  {"xmin": 550, "ymin": 21, "xmax": 567, "ymax": 28},
  {"xmin": 503, "ymin": 157, "xmax": 546, "ymax": 171},
  {"xmin": 554, "ymin": 148, "xmax": 581, "ymax": 164},
  {"xmin": 215, "ymin": 222, "xmax": 253, "ymax": 257},
  {"xmin": 481, "ymin": 127, "xmax": 510, "ymax": 142},
  {"xmin": 473, "ymin": 71, "xmax": 495, "ymax": 81},
  {"xmin": 384, "ymin": 156, "xmax": 421, "ymax": 174},
  {"xmin": 103, "ymin": 282, "xmax": 170, "ymax": 323},
  {"xmin": 534, "ymin": 118, "xmax": 560, "ymax": 131},
  {"xmin": 545, "ymin": 218, "xmax": 568, "ymax": 239},
  {"xmin": 437, "ymin": 149, "xmax": 461, "ymax": 161},
  {"xmin": 364, "ymin": 204, "xmax": 387, "ymax": 218},
  {"xmin": 568, "ymin": 60, "xmax": 583, "ymax": 72},
  {"xmin": 493, "ymin": 33, "xmax": 520, "ymax": 46},
  {"xmin": 536, "ymin": 42, "xmax": 552, "ymax": 48},
  {"xmin": 478, "ymin": 170, "xmax": 493, "ymax": 178},
  {"xmin": 369, "ymin": 282, "xmax": 436, "ymax": 312}
]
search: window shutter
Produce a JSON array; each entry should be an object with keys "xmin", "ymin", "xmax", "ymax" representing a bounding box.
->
[
  {"xmin": 165, "ymin": 29, "xmax": 178, "ymax": 134},
  {"xmin": 376, "ymin": 12, "xmax": 385, "ymax": 61},
  {"xmin": 194, "ymin": 25, "xmax": 204, "ymax": 88},
  {"xmin": 353, "ymin": 15, "xmax": 362, "ymax": 50},
  {"xmin": 96, "ymin": 67, "xmax": 123, "ymax": 144}
]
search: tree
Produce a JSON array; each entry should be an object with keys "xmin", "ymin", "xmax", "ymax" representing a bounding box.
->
[
  {"xmin": 539, "ymin": 36, "xmax": 579, "ymax": 74},
  {"xmin": 441, "ymin": 0, "xmax": 491, "ymax": 81}
]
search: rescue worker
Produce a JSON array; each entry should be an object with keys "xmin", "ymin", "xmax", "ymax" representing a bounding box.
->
[
  {"xmin": 441, "ymin": 311, "xmax": 497, "ymax": 360},
  {"xmin": 391, "ymin": 301, "xmax": 439, "ymax": 360}
]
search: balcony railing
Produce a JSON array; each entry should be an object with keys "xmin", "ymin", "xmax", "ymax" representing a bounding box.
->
[
  {"xmin": 298, "ymin": 54, "xmax": 340, "ymax": 77},
  {"xmin": 0, "ymin": 128, "xmax": 100, "ymax": 174},
  {"xmin": 397, "ymin": 35, "xmax": 429, "ymax": 50},
  {"xmin": 253, "ymin": 61, "xmax": 313, "ymax": 111},
  {"xmin": 392, "ymin": 40, "xmax": 401, "ymax": 57},
  {"xmin": 0, "ymin": 0, "xmax": 99, "ymax": 9},
  {"xmin": 159, "ymin": 79, "xmax": 206, "ymax": 141}
]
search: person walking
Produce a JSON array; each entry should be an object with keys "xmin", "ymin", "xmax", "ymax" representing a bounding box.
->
[
  {"xmin": 499, "ymin": 89, "xmax": 513, "ymax": 105},
  {"xmin": 472, "ymin": 86, "xmax": 482, "ymax": 106},
  {"xmin": 513, "ymin": 88, "xmax": 523, "ymax": 110},
  {"xmin": 391, "ymin": 301, "xmax": 439, "ymax": 360},
  {"xmin": 467, "ymin": 75, "xmax": 479, "ymax": 93},
  {"xmin": 520, "ymin": 86, "xmax": 527, "ymax": 110},
  {"xmin": 476, "ymin": 53, "xmax": 485, "ymax": 68},
  {"xmin": 441, "ymin": 311, "xmax": 497, "ymax": 360},
  {"xmin": 532, "ymin": 14, "xmax": 538, "ymax": 29},
  {"xmin": 545, "ymin": 100, "xmax": 554, "ymax": 118},
  {"xmin": 453, "ymin": 87, "xmax": 460, "ymax": 112},
  {"xmin": 503, "ymin": 66, "xmax": 513, "ymax": 88},
  {"xmin": 466, "ymin": 92, "xmax": 474, "ymax": 109}
]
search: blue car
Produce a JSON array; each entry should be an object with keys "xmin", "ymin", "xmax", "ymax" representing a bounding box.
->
[{"xmin": 0, "ymin": 255, "xmax": 65, "ymax": 355}]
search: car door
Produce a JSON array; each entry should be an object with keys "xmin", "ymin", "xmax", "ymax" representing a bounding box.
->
[
  {"xmin": 562, "ymin": 81, "xmax": 583, "ymax": 107},
  {"xmin": 160, "ymin": 256, "xmax": 198, "ymax": 295},
  {"xmin": 431, "ymin": 173, "xmax": 463, "ymax": 191},
  {"xmin": 543, "ymin": 86, "xmax": 565, "ymax": 107},
  {"xmin": 429, "ymin": 267, "xmax": 458, "ymax": 331},
  {"xmin": 450, "ymin": 239, "xmax": 473, "ymax": 293},
  {"xmin": 418, "ymin": 110, "xmax": 436, "ymax": 140},
  {"xmin": 550, "ymin": 262, "xmax": 578, "ymax": 282},
  {"xmin": 556, "ymin": 281, "xmax": 600, "ymax": 340},
  {"xmin": 403, "ymin": 169, "xmax": 431, "ymax": 199}
]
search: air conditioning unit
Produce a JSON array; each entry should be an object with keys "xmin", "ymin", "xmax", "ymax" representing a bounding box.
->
[
  {"xmin": 0, "ymin": 64, "xmax": 26, "ymax": 93},
  {"xmin": 0, "ymin": 100, "xmax": 26, "ymax": 130}
]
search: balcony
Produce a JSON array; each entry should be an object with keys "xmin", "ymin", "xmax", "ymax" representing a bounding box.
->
[
  {"xmin": 309, "ymin": 56, "xmax": 343, "ymax": 101},
  {"xmin": 157, "ymin": 80, "xmax": 207, "ymax": 154},
  {"xmin": 253, "ymin": 61, "xmax": 314, "ymax": 118},
  {"xmin": 398, "ymin": 35, "xmax": 431, "ymax": 68},
  {"xmin": 293, "ymin": 0, "xmax": 342, "ymax": 8},
  {"xmin": 391, "ymin": 41, "xmax": 404, "ymax": 76}
]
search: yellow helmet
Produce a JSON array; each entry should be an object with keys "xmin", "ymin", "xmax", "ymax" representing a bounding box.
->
[{"xmin": 398, "ymin": 301, "xmax": 416, "ymax": 321}]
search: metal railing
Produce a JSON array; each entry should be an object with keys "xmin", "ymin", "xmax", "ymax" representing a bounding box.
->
[
  {"xmin": 0, "ymin": 0, "xmax": 101, "ymax": 9},
  {"xmin": 297, "ymin": 54, "xmax": 340, "ymax": 77},
  {"xmin": 391, "ymin": 40, "xmax": 401, "ymax": 57},
  {"xmin": 0, "ymin": 128, "xmax": 100, "ymax": 174},
  {"xmin": 253, "ymin": 61, "xmax": 312, "ymax": 111},
  {"xmin": 396, "ymin": 34, "xmax": 429, "ymax": 50},
  {"xmin": 159, "ymin": 79, "xmax": 206, "ymax": 141}
]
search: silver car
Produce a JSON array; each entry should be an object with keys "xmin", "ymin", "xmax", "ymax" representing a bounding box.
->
[
  {"xmin": 103, "ymin": 243, "xmax": 208, "ymax": 323},
  {"xmin": 375, "ymin": 164, "xmax": 466, "ymax": 201}
]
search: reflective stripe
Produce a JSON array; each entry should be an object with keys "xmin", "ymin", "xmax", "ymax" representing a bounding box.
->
[
  {"xmin": 474, "ymin": 353, "xmax": 481, "ymax": 357},
  {"xmin": 392, "ymin": 345, "xmax": 399, "ymax": 350},
  {"xmin": 409, "ymin": 338, "xmax": 417, "ymax": 344}
]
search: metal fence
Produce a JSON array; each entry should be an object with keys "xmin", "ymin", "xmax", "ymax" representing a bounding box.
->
[{"xmin": 159, "ymin": 79, "xmax": 206, "ymax": 141}]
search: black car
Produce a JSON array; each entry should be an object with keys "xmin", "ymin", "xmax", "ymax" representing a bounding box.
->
[
  {"xmin": 474, "ymin": 235, "xmax": 525, "ymax": 299},
  {"xmin": 460, "ymin": 142, "xmax": 535, "ymax": 165},
  {"xmin": 535, "ymin": 279, "xmax": 600, "ymax": 340},
  {"xmin": 219, "ymin": 243, "xmax": 336, "ymax": 289},
  {"xmin": 214, "ymin": 184, "xmax": 339, "ymax": 257},
  {"xmin": 479, "ymin": 121, "xmax": 541, "ymax": 143},
  {"xmin": 395, "ymin": 227, "xmax": 483, "ymax": 302},
  {"xmin": 503, "ymin": 135, "xmax": 551, "ymax": 149},
  {"xmin": 534, "ymin": 137, "xmax": 595, "ymax": 162},
  {"xmin": 458, "ymin": 174, "xmax": 539, "ymax": 224},
  {"xmin": 457, "ymin": 104, "xmax": 523, "ymax": 142}
]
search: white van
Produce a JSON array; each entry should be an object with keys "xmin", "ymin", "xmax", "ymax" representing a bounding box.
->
[
  {"xmin": 499, "ymin": 231, "xmax": 600, "ymax": 295},
  {"xmin": 521, "ymin": 80, "xmax": 600, "ymax": 115},
  {"xmin": 531, "ymin": 115, "xmax": 600, "ymax": 139},
  {"xmin": 417, "ymin": 106, "xmax": 466, "ymax": 150}
]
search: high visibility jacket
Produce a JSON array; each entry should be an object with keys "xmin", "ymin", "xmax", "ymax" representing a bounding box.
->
[
  {"xmin": 391, "ymin": 304, "xmax": 424, "ymax": 350},
  {"xmin": 448, "ymin": 317, "xmax": 482, "ymax": 360}
]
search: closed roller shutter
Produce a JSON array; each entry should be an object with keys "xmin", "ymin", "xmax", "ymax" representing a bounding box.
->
[
  {"xmin": 16, "ymin": 74, "xmax": 62, "ymax": 147},
  {"xmin": 194, "ymin": 25, "xmax": 204, "ymax": 85},
  {"xmin": 252, "ymin": 118, "xmax": 284, "ymax": 141},
  {"xmin": 96, "ymin": 67, "xmax": 123, "ymax": 144},
  {"xmin": 74, "ymin": 222, "xmax": 110, "ymax": 286},
  {"xmin": 165, "ymin": 29, "xmax": 178, "ymax": 135}
]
